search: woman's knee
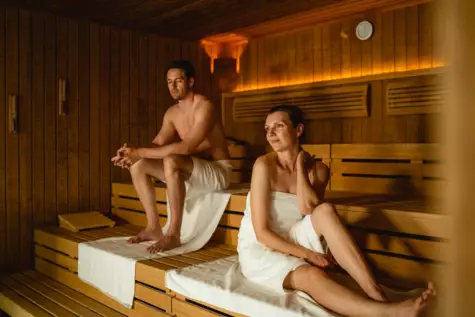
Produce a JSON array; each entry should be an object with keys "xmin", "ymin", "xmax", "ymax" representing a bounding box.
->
[
  {"xmin": 312, "ymin": 202, "xmax": 338, "ymax": 220},
  {"xmin": 286, "ymin": 265, "xmax": 328, "ymax": 291}
]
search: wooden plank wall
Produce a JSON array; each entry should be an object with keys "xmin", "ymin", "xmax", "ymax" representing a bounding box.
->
[
  {"xmin": 231, "ymin": 2, "xmax": 442, "ymax": 145},
  {"xmin": 0, "ymin": 5, "xmax": 211, "ymax": 273}
]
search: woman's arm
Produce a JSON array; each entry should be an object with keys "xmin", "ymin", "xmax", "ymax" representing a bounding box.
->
[
  {"xmin": 296, "ymin": 151, "xmax": 330, "ymax": 214},
  {"xmin": 250, "ymin": 157, "xmax": 323, "ymax": 263}
]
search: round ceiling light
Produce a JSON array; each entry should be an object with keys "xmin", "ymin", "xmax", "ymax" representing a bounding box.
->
[{"xmin": 355, "ymin": 20, "xmax": 374, "ymax": 41}]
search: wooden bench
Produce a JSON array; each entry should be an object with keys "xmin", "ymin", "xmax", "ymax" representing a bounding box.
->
[{"xmin": 0, "ymin": 143, "xmax": 447, "ymax": 317}]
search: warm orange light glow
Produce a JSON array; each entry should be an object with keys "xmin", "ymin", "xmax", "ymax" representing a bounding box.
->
[
  {"xmin": 201, "ymin": 33, "xmax": 248, "ymax": 74},
  {"xmin": 235, "ymin": 62, "xmax": 446, "ymax": 92}
]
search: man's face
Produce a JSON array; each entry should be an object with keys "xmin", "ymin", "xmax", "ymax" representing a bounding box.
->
[
  {"xmin": 167, "ymin": 68, "xmax": 193, "ymax": 100},
  {"xmin": 265, "ymin": 111, "xmax": 302, "ymax": 152}
]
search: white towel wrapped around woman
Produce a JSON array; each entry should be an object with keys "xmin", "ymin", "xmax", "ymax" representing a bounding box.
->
[{"xmin": 238, "ymin": 191, "xmax": 327, "ymax": 293}]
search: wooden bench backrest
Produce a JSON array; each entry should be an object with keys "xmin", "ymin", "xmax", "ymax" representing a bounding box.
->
[
  {"xmin": 111, "ymin": 182, "xmax": 446, "ymax": 288},
  {"xmin": 227, "ymin": 145, "xmax": 249, "ymax": 183},
  {"xmin": 330, "ymin": 143, "xmax": 444, "ymax": 196}
]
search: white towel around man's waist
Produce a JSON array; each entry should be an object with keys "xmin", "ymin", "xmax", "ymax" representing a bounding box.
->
[
  {"xmin": 166, "ymin": 255, "xmax": 424, "ymax": 317},
  {"xmin": 78, "ymin": 187, "xmax": 246, "ymax": 308}
]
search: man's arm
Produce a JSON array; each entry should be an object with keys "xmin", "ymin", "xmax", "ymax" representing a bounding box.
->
[
  {"xmin": 296, "ymin": 152, "xmax": 330, "ymax": 214},
  {"xmin": 152, "ymin": 110, "xmax": 176, "ymax": 146},
  {"xmin": 137, "ymin": 100, "xmax": 214, "ymax": 159}
]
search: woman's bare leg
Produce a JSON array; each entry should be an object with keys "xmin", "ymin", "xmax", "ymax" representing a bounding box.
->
[
  {"xmin": 284, "ymin": 265, "xmax": 435, "ymax": 317},
  {"xmin": 309, "ymin": 202, "xmax": 386, "ymax": 301}
]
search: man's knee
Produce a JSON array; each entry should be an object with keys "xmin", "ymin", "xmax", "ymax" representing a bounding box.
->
[
  {"xmin": 130, "ymin": 158, "xmax": 147, "ymax": 176},
  {"xmin": 163, "ymin": 155, "xmax": 182, "ymax": 178}
]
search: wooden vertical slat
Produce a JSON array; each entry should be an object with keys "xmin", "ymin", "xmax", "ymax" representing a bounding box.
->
[
  {"xmin": 89, "ymin": 23, "xmax": 100, "ymax": 212},
  {"xmin": 198, "ymin": 41, "xmax": 211, "ymax": 98},
  {"xmin": 32, "ymin": 12, "xmax": 45, "ymax": 228},
  {"xmin": 78, "ymin": 20, "xmax": 90, "ymax": 212},
  {"xmin": 432, "ymin": 0, "xmax": 443, "ymax": 66},
  {"xmin": 382, "ymin": 10, "xmax": 395, "ymax": 73},
  {"xmin": 138, "ymin": 34, "xmax": 148, "ymax": 146},
  {"xmin": 109, "ymin": 28, "xmax": 120, "ymax": 182},
  {"xmin": 57, "ymin": 17, "xmax": 68, "ymax": 216},
  {"xmin": 330, "ymin": 23, "xmax": 341, "ymax": 79},
  {"xmin": 349, "ymin": 20, "xmax": 361, "ymax": 78},
  {"xmin": 296, "ymin": 29, "xmax": 313, "ymax": 83},
  {"xmin": 394, "ymin": 8, "xmax": 407, "ymax": 72},
  {"xmin": 19, "ymin": 9, "xmax": 32, "ymax": 269},
  {"xmin": 406, "ymin": 5, "xmax": 420, "ymax": 143},
  {"xmin": 287, "ymin": 34, "xmax": 297, "ymax": 84},
  {"xmin": 361, "ymin": 14, "xmax": 372, "ymax": 76},
  {"xmin": 406, "ymin": 5, "xmax": 419, "ymax": 70},
  {"xmin": 249, "ymin": 40, "xmax": 258, "ymax": 89},
  {"xmin": 5, "ymin": 7, "xmax": 20, "ymax": 271},
  {"xmin": 0, "ymin": 6, "xmax": 6, "ymax": 272},
  {"xmin": 268, "ymin": 37, "xmax": 279, "ymax": 88},
  {"xmin": 341, "ymin": 21, "xmax": 351, "ymax": 78},
  {"xmin": 147, "ymin": 35, "xmax": 157, "ymax": 143},
  {"xmin": 129, "ymin": 33, "xmax": 139, "ymax": 149},
  {"xmin": 257, "ymin": 38, "xmax": 266, "ymax": 88},
  {"xmin": 313, "ymin": 26, "xmax": 323, "ymax": 82},
  {"xmin": 322, "ymin": 25, "xmax": 331, "ymax": 80},
  {"xmin": 44, "ymin": 13, "xmax": 57, "ymax": 224},
  {"xmin": 276, "ymin": 35, "xmax": 287, "ymax": 86},
  {"xmin": 99, "ymin": 26, "xmax": 111, "ymax": 214},
  {"xmin": 156, "ymin": 37, "xmax": 165, "ymax": 131},
  {"xmin": 372, "ymin": 13, "xmax": 382, "ymax": 74},
  {"xmin": 119, "ymin": 30, "xmax": 130, "ymax": 182},
  {"xmin": 418, "ymin": 2, "xmax": 433, "ymax": 68},
  {"xmin": 67, "ymin": 19, "xmax": 79, "ymax": 214}
]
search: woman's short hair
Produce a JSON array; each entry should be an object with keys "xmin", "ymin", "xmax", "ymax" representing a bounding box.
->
[{"xmin": 268, "ymin": 105, "xmax": 303, "ymax": 127}]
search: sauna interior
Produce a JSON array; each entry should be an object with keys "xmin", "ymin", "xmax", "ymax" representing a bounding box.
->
[{"xmin": 0, "ymin": 0, "xmax": 470, "ymax": 316}]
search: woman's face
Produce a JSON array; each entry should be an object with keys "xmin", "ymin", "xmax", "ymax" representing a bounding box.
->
[{"xmin": 265, "ymin": 111, "xmax": 302, "ymax": 152}]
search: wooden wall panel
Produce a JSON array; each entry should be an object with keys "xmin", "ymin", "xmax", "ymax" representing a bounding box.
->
[
  {"xmin": 0, "ymin": 6, "xmax": 6, "ymax": 273},
  {"xmin": 228, "ymin": 2, "xmax": 441, "ymax": 146},
  {"xmin": 5, "ymin": 6, "xmax": 20, "ymax": 274},
  {"xmin": 0, "ymin": 5, "xmax": 211, "ymax": 273},
  {"xmin": 19, "ymin": 8, "xmax": 33, "ymax": 269}
]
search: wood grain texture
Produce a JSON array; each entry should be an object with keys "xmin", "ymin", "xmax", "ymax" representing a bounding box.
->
[{"xmin": 0, "ymin": 7, "xmax": 211, "ymax": 271}]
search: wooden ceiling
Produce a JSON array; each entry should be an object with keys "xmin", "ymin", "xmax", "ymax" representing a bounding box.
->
[{"xmin": 8, "ymin": 0, "xmax": 348, "ymax": 40}]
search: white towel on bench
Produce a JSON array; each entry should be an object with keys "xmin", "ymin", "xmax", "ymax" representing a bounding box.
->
[
  {"xmin": 166, "ymin": 255, "xmax": 424, "ymax": 317},
  {"xmin": 78, "ymin": 186, "xmax": 245, "ymax": 308}
]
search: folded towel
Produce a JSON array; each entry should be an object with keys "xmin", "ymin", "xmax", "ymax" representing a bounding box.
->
[{"xmin": 78, "ymin": 186, "xmax": 244, "ymax": 308}]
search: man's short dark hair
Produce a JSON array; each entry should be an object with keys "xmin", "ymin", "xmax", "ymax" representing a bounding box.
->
[
  {"xmin": 268, "ymin": 105, "xmax": 303, "ymax": 127},
  {"xmin": 167, "ymin": 60, "xmax": 196, "ymax": 80}
]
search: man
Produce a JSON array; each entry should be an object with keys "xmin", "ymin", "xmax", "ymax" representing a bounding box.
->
[{"xmin": 111, "ymin": 60, "xmax": 232, "ymax": 253}]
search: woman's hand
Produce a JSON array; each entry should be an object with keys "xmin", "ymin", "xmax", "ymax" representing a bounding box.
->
[{"xmin": 304, "ymin": 250, "xmax": 336, "ymax": 268}]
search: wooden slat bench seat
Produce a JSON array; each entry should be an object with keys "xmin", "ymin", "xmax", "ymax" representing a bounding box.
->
[
  {"xmin": 0, "ymin": 271, "xmax": 128, "ymax": 317},
  {"xmin": 31, "ymin": 225, "xmax": 236, "ymax": 317}
]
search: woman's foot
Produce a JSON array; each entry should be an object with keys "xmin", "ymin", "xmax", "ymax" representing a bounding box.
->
[
  {"xmin": 127, "ymin": 227, "xmax": 163, "ymax": 244},
  {"xmin": 391, "ymin": 283, "xmax": 436, "ymax": 317}
]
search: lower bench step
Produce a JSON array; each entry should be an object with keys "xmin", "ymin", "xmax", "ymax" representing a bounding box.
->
[{"xmin": 0, "ymin": 271, "xmax": 127, "ymax": 317}]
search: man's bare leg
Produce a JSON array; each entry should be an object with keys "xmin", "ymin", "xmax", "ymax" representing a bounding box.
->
[
  {"xmin": 284, "ymin": 265, "xmax": 435, "ymax": 317},
  {"xmin": 309, "ymin": 202, "xmax": 387, "ymax": 301},
  {"xmin": 128, "ymin": 158, "xmax": 166, "ymax": 243},
  {"xmin": 147, "ymin": 154, "xmax": 193, "ymax": 253}
]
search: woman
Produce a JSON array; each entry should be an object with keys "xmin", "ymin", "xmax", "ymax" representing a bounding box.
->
[{"xmin": 237, "ymin": 105, "xmax": 435, "ymax": 317}]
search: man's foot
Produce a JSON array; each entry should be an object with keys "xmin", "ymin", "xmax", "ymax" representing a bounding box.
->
[
  {"xmin": 146, "ymin": 235, "xmax": 181, "ymax": 253},
  {"xmin": 391, "ymin": 282, "xmax": 436, "ymax": 317},
  {"xmin": 127, "ymin": 227, "xmax": 163, "ymax": 244}
]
